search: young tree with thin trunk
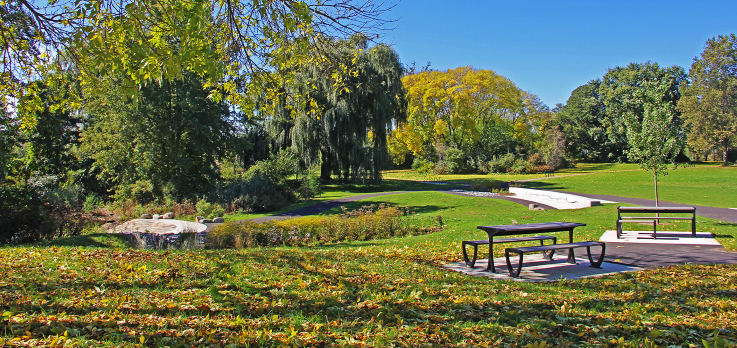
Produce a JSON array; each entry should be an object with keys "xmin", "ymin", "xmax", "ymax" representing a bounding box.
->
[{"xmin": 601, "ymin": 62, "xmax": 686, "ymax": 206}]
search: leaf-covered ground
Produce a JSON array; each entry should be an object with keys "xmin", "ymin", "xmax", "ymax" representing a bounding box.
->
[{"xmin": 2, "ymin": 192, "xmax": 737, "ymax": 347}]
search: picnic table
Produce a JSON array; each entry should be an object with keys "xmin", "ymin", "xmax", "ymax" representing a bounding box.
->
[
  {"xmin": 475, "ymin": 222, "xmax": 586, "ymax": 272},
  {"xmin": 616, "ymin": 206, "xmax": 696, "ymax": 238}
]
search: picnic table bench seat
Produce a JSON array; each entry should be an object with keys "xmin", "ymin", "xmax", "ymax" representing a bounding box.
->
[
  {"xmin": 504, "ymin": 241, "xmax": 606, "ymax": 278},
  {"xmin": 462, "ymin": 235, "xmax": 557, "ymax": 268}
]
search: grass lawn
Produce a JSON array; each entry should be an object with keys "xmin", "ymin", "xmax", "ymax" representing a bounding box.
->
[
  {"xmin": 523, "ymin": 164, "xmax": 737, "ymax": 208},
  {"xmin": 4, "ymin": 192, "xmax": 737, "ymax": 347}
]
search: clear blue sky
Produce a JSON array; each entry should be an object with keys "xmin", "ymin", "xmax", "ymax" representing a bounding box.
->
[{"xmin": 383, "ymin": 0, "xmax": 737, "ymax": 108}]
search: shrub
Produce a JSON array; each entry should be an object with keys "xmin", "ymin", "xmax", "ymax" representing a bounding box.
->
[
  {"xmin": 0, "ymin": 185, "xmax": 52, "ymax": 244},
  {"xmin": 444, "ymin": 147, "xmax": 468, "ymax": 174},
  {"xmin": 207, "ymin": 204, "xmax": 444, "ymax": 249},
  {"xmin": 487, "ymin": 153, "xmax": 518, "ymax": 173},
  {"xmin": 297, "ymin": 171, "xmax": 322, "ymax": 199},
  {"xmin": 411, "ymin": 158, "xmax": 435, "ymax": 174},
  {"xmin": 196, "ymin": 199, "xmax": 214, "ymax": 217},
  {"xmin": 210, "ymin": 204, "xmax": 226, "ymax": 219}
]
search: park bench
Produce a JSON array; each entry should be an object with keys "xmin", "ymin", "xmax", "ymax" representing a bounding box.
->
[
  {"xmin": 616, "ymin": 206, "xmax": 696, "ymax": 238},
  {"xmin": 462, "ymin": 235, "xmax": 557, "ymax": 268},
  {"xmin": 504, "ymin": 241, "xmax": 606, "ymax": 278}
]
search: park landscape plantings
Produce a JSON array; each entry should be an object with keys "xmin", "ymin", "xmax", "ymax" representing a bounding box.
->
[{"xmin": 2, "ymin": 192, "xmax": 737, "ymax": 346}]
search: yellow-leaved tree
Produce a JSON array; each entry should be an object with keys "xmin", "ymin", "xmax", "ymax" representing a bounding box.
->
[{"xmin": 389, "ymin": 66, "xmax": 549, "ymax": 172}]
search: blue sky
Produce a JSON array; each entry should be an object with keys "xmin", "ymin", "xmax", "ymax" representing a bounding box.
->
[{"xmin": 383, "ymin": 0, "xmax": 737, "ymax": 108}]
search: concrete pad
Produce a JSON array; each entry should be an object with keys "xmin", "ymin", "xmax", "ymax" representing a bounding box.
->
[
  {"xmin": 599, "ymin": 230, "xmax": 721, "ymax": 246},
  {"xmin": 113, "ymin": 219, "xmax": 207, "ymax": 234},
  {"xmin": 443, "ymin": 254, "xmax": 642, "ymax": 282}
]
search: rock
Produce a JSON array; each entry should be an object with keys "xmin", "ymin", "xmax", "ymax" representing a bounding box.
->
[
  {"xmin": 528, "ymin": 204, "xmax": 538, "ymax": 211},
  {"xmin": 590, "ymin": 201, "xmax": 602, "ymax": 207},
  {"xmin": 201, "ymin": 219, "xmax": 213, "ymax": 224},
  {"xmin": 153, "ymin": 214, "xmax": 162, "ymax": 219},
  {"xmin": 163, "ymin": 212, "xmax": 175, "ymax": 219},
  {"xmin": 213, "ymin": 217, "xmax": 225, "ymax": 223},
  {"xmin": 196, "ymin": 216, "xmax": 204, "ymax": 223},
  {"xmin": 141, "ymin": 214, "xmax": 153, "ymax": 219}
]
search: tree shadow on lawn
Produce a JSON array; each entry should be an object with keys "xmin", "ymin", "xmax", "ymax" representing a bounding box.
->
[
  {"xmin": 514, "ymin": 181, "xmax": 566, "ymax": 190},
  {"xmin": 43, "ymin": 233, "xmax": 133, "ymax": 248},
  {"xmin": 321, "ymin": 203, "xmax": 451, "ymax": 216}
]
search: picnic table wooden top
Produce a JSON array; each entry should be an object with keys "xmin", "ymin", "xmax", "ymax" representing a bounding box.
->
[
  {"xmin": 618, "ymin": 206, "xmax": 695, "ymax": 213},
  {"xmin": 477, "ymin": 222, "xmax": 586, "ymax": 236}
]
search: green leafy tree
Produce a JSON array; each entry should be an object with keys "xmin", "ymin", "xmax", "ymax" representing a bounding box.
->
[
  {"xmin": 556, "ymin": 79, "xmax": 627, "ymax": 161},
  {"xmin": 601, "ymin": 62, "xmax": 686, "ymax": 205},
  {"xmin": 81, "ymin": 72, "xmax": 235, "ymax": 201},
  {"xmin": 268, "ymin": 35, "xmax": 405, "ymax": 183},
  {"xmin": 679, "ymin": 34, "xmax": 737, "ymax": 164},
  {"xmin": 3, "ymin": 0, "xmax": 391, "ymax": 130}
]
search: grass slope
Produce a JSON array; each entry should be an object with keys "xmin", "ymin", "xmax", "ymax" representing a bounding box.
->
[{"xmin": 3, "ymin": 192, "xmax": 737, "ymax": 347}]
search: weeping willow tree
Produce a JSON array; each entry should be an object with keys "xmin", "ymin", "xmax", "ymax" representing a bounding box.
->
[{"xmin": 268, "ymin": 35, "xmax": 405, "ymax": 184}]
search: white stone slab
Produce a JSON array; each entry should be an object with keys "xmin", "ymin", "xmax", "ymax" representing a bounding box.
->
[
  {"xmin": 599, "ymin": 230, "xmax": 721, "ymax": 245},
  {"xmin": 509, "ymin": 187, "xmax": 617, "ymax": 209},
  {"xmin": 443, "ymin": 254, "xmax": 642, "ymax": 282},
  {"xmin": 113, "ymin": 219, "xmax": 207, "ymax": 234}
]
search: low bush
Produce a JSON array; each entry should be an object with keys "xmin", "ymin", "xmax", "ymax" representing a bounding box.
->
[{"xmin": 207, "ymin": 204, "xmax": 444, "ymax": 249}]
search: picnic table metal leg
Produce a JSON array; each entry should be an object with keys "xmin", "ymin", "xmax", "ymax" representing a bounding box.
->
[
  {"xmin": 486, "ymin": 235, "xmax": 496, "ymax": 273},
  {"xmin": 567, "ymin": 229, "xmax": 576, "ymax": 264}
]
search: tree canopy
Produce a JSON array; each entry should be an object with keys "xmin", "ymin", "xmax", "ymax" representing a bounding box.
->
[
  {"xmin": 679, "ymin": 34, "xmax": 737, "ymax": 164},
  {"xmin": 2, "ymin": 0, "xmax": 392, "ymax": 129},
  {"xmin": 389, "ymin": 67, "xmax": 549, "ymax": 172},
  {"xmin": 266, "ymin": 35, "xmax": 405, "ymax": 183}
]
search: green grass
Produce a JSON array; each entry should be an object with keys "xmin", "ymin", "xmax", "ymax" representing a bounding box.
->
[
  {"xmin": 225, "ymin": 179, "xmax": 456, "ymax": 221},
  {"xmin": 524, "ymin": 164, "xmax": 737, "ymax": 208},
  {"xmin": 3, "ymin": 191, "xmax": 737, "ymax": 347}
]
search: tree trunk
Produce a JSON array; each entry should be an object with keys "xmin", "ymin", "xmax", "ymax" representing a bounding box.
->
[
  {"xmin": 320, "ymin": 149, "xmax": 331, "ymax": 182},
  {"xmin": 723, "ymin": 140, "xmax": 729, "ymax": 166},
  {"xmin": 653, "ymin": 171, "xmax": 659, "ymax": 207}
]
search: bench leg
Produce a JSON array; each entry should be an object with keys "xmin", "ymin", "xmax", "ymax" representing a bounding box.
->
[
  {"xmin": 652, "ymin": 220, "xmax": 657, "ymax": 238},
  {"xmin": 505, "ymin": 249, "xmax": 523, "ymax": 278},
  {"xmin": 586, "ymin": 244, "xmax": 606, "ymax": 268},
  {"xmin": 539, "ymin": 237, "xmax": 557, "ymax": 260},
  {"xmin": 616, "ymin": 221, "xmax": 622, "ymax": 239},
  {"xmin": 692, "ymin": 217, "xmax": 696, "ymax": 237},
  {"xmin": 462, "ymin": 242, "xmax": 480, "ymax": 268}
]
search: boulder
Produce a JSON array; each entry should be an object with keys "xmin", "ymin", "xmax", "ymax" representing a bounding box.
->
[
  {"xmin": 153, "ymin": 214, "xmax": 162, "ymax": 219},
  {"xmin": 201, "ymin": 219, "xmax": 213, "ymax": 224},
  {"xmin": 213, "ymin": 217, "xmax": 225, "ymax": 223},
  {"xmin": 528, "ymin": 204, "xmax": 538, "ymax": 211},
  {"xmin": 140, "ymin": 213, "xmax": 153, "ymax": 219},
  {"xmin": 163, "ymin": 212, "xmax": 175, "ymax": 219},
  {"xmin": 196, "ymin": 216, "xmax": 204, "ymax": 223}
]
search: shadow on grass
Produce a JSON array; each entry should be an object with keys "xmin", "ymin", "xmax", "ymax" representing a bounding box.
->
[
  {"xmin": 43, "ymin": 233, "xmax": 132, "ymax": 248},
  {"xmin": 515, "ymin": 181, "xmax": 566, "ymax": 190},
  {"xmin": 559, "ymin": 163, "xmax": 619, "ymax": 173}
]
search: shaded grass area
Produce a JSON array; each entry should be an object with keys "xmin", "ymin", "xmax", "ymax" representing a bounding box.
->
[
  {"xmin": 524, "ymin": 165, "xmax": 737, "ymax": 208},
  {"xmin": 226, "ymin": 179, "xmax": 456, "ymax": 221},
  {"xmin": 3, "ymin": 192, "xmax": 737, "ymax": 346}
]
